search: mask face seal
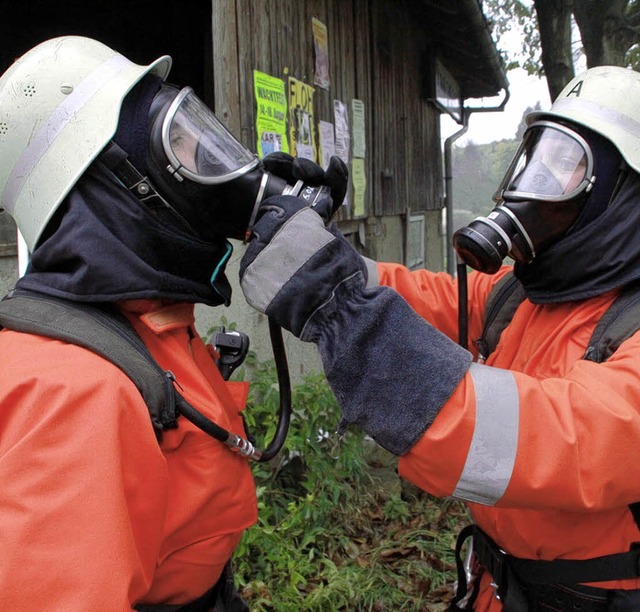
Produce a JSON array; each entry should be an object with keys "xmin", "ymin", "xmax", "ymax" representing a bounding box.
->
[
  {"xmin": 145, "ymin": 85, "xmax": 267, "ymax": 242},
  {"xmin": 453, "ymin": 121, "xmax": 596, "ymax": 274},
  {"xmin": 140, "ymin": 85, "xmax": 333, "ymax": 243}
]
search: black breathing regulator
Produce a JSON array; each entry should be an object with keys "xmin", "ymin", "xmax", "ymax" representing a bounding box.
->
[
  {"xmin": 240, "ymin": 167, "xmax": 331, "ymax": 242},
  {"xmin": 452, "ymin": 205, "xmax": 534, "ymax": 274}
]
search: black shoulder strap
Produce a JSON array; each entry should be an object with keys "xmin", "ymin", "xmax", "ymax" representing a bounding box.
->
[
  {"xmin": 0, "ymin": 290, "xmax": 178, "ymax": 434},
  {"xmin": 580, "ymin": 279, "xmax": 640, "ymax": 531},
  {"xmin": 476, "ymin": 271, "xmax": 526, "ymax": 361},
  {"xmin": 583, "ymin": 279, "xmax": 640, "ymax": 363}
]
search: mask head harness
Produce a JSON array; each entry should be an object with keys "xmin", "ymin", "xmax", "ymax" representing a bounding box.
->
[
  {"xmin": 453, "ymin": 120, "xmax": 597, "ymax": 274},
  {"xmin": 108, "ymin": 80, "xmax": 322, "ymax": 462}
]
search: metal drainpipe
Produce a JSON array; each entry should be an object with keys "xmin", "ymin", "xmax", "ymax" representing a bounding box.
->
[
  {"xmin": 444, "ymin": 111, "xmax": 469, "ymax": 275},
  {"xmin": 444, "ymin": 90, "xmax": 510, "ymax": 275}
]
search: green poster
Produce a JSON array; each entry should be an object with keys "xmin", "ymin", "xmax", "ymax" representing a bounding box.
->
[{"xmin": 253, "ymin": 70, "xmax": 289, "ymax": 157}]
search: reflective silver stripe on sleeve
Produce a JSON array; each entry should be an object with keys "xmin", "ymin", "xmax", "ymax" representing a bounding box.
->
[
  {"xmin": 3, "ymin": 54, "xmax": 131, "ymax": 212},
  {"xmin": 362, "ymin": 257, "xmax": 379, "ymax": 288},
  {"xmin": 241, "ymin": 206, "xmax": 334, "ymax": 312},
  {"xmin": 453, "ymin": 363, "xmax": 519, "ymax": 506}
]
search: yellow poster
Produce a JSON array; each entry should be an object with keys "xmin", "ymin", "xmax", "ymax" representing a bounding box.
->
[
  {"xmin": 351, "ymin": 158, "xmax": 366, "ymax": 218},
  {"xmin": 254, "ymin": 70, "xmax": 289, "ymax": 157},
  {"xmin": 288, "ymin": 77, "xmax": 317, "ymax": 162}
]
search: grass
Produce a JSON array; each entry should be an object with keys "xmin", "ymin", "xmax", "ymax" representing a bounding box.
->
[{"xmin": 228, "ymin": 354, "xmax": 470, "ymax": 611}]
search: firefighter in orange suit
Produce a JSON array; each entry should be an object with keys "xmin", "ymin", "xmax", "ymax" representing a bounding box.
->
[
  {"xmin": 0, "ymin": 300, "xmax": 256, "ymax": 610},
  {"xmin": 0, "ymin": 35, "xmax": 298, "ymax": 611},
  {"xmin": 240, "ymin": 66, "xmax": 640, "ymax": 610}
]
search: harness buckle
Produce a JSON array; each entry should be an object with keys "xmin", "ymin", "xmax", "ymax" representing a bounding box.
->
[
  {"xmin": 471, "ymin": 527, "xmax": 510, "ymax": 602},
  {"xmin": 211, "ymin": 326, "xmax": 250, "ymax": 381}
]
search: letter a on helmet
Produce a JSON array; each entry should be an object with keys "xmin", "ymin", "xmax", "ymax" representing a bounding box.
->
[{"xmin": 527, "ymin": 66, "xmax": 640, "ymax": 175}]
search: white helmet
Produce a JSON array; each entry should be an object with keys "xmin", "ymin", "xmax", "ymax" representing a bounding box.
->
[
  {"xmin": 0, "ymin": 36, "xmax": 171, "ymax": 250},
  {"xmin": 527, "ymin": 66, "xmax": 640, "ymax": 174}
]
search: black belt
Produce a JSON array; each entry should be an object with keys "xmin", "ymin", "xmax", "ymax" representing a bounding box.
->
[
  {"xmin": 451, "ymin": 525, "xmax": 640, "ymax": 612},
  {"xmin": 135, "ymin": 561, "xmax": 248, "ymax": 612}
]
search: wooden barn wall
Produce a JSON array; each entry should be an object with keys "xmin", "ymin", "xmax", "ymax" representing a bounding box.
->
[{"xmin": 211, "ymin": 0, "xmax": 442, "ymax": 220}]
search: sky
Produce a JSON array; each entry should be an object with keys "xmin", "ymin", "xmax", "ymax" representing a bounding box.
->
[{"xmin": 441, "ymin": 68, "xmax": 552, "ymax": 147}]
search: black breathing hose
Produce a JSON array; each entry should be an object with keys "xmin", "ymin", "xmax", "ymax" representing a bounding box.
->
[
  {"xmin": 457, "ymin": 257, "xmax": 469, "ymax": 350},
  {"xmin": 258, "ymin": 319, "xmax": 293, "ymax": 461},
  {"xmin": 175, "ymin": 318, "xmax": 292, "ymax": 462}
]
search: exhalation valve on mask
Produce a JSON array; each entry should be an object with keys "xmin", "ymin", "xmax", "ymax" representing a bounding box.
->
[{"xmin": 452, "ymin": 205, "xmax": 535, "ymax": 274}]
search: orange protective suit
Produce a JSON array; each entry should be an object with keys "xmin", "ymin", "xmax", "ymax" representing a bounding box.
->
[
  {"xmin": 378, "ymin": 263, "xmax": 640, "ymax": 610},
  {"xmin": 0, "ymin": 300, "xmax": 257, "ymax": 611}
]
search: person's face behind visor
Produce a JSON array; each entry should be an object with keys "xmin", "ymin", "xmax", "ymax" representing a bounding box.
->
[
  {"xmin": 145, "ymin": 85, "xmax": 262, "ymax": 242},
  {"xmin": 453, "ymin": 121, "xmax": 596, "ymax": 273},
  {"xmin": 497, "ymin": 121, "xmax": 593, "ymax": 205},
  {"xmin": 495, "ymin": 121, "xmax": 595, "ymax": 255},
  {"xmin": 163, "ymin": 88, "xmax": 258, "ymax": 182}
]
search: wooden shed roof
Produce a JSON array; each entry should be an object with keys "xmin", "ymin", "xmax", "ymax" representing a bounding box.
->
[{"xmin": 413, "ymin": 0, "xmax": 509, "ymax": 99}]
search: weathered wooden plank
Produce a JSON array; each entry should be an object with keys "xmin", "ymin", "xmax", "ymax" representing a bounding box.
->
[
  {"xmin": 308, "ymin": 0, "xmax": 331, "ymax": 122},
  {"xmin": 352, "ymin": 0, "xmax": 373, "ymax": 218},
  {"xmin": 218, "ymin": 0, "xmax": 443, "ymax": 219},
  {"xmin": 211, "ymin": 0, "xmax": 241, "ymax": 137}
]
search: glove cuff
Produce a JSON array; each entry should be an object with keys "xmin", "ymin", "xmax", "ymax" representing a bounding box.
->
[{"xmin": 313, "ymin": 284, "xmax": 472, "ymax": 455}]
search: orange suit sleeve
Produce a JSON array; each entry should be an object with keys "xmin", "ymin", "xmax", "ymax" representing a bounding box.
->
[{"xmin": 0, "ymin": 331, "xmax": 167, "ymax": 611}]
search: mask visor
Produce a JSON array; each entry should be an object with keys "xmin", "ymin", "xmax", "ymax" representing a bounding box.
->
[
  {"xmin": 494, "ymin": 121, "xmax": 595, "ymax": 204},
  {"xmin": 162, "ymin": 87, "xmax": 260, "ymax": 184}
]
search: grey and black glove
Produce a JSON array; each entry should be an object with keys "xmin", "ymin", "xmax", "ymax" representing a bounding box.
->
[
  {"xmin": 239, "ymin": 193, "xmax": 366, "ymax": 341},
  {"xmin": 239, "ymin": 190, "xmax": 472, "ymax": 456}
]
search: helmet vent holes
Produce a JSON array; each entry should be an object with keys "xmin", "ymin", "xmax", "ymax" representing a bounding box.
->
[
  {"xmin": 0, "ymin": 123, "xmax": 7, "ymax": 136},
  {"xmin": 23, "ymin": 84, "xmax": 36, "ymax": 97}
]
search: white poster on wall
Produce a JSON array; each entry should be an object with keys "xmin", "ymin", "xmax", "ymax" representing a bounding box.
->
[
  {"xmin": 319, "ymin": 120, "xmax": 335, "ymax": 170},
  {"xmin": 333, "ymin": 99, "xmax": 350, "ymax": 164}
]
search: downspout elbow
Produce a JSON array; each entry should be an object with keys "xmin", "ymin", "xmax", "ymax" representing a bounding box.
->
[{"xmin": 444, "ymin": 87, "xmax": 510, "ymax": 276}]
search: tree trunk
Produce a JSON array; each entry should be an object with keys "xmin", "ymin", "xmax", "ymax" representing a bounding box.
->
[
  {"xmin": 534, "ymin": 0, "xmax": 575, "ymax": 100},
  {"xmin": 574, "ymin": 0, "xmax": 629, "ymax": 67}
]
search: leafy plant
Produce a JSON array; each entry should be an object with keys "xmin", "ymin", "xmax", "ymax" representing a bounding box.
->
[{"xmin": 230, "ymin": 355, "xmax": 470, "ymax": 611}]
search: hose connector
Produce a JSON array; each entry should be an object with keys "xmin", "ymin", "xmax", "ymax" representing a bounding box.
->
[{"xmin": 226, "ymin": 433, "xmax": 263, "ymax": 461}]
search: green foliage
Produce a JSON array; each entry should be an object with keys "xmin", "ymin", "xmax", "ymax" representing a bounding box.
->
[
  {"xmin": 483, "ymin": 0, "xmax": 640, "ymax": 82},
  {"xmin": 483, "ymin": 0, "xmax": 541, "ymax": 74},
  {"xmin": 231, "ymin": 357, "xmax": 470, "ymax": 611},
  {"xmin": 626, "ymin": 43, "xmax": 640, "ymax": 69}
]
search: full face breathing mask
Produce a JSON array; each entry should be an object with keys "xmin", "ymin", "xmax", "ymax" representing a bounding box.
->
[
  {"xmin": 142, "ymin": 84, "xmax": 330, "ymax": 242},
  {"xmin": 453, "ymin": 121, "xmax": 596, "ymax": 273}
]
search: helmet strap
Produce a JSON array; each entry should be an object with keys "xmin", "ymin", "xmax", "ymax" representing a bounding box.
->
[
  {"xmin": 99, "ymin": 141, "xmax": 198, "ymax": 236},
  {"xmin": 608, "ymin": 160, "xmax": 630, "ymax": 208}
]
